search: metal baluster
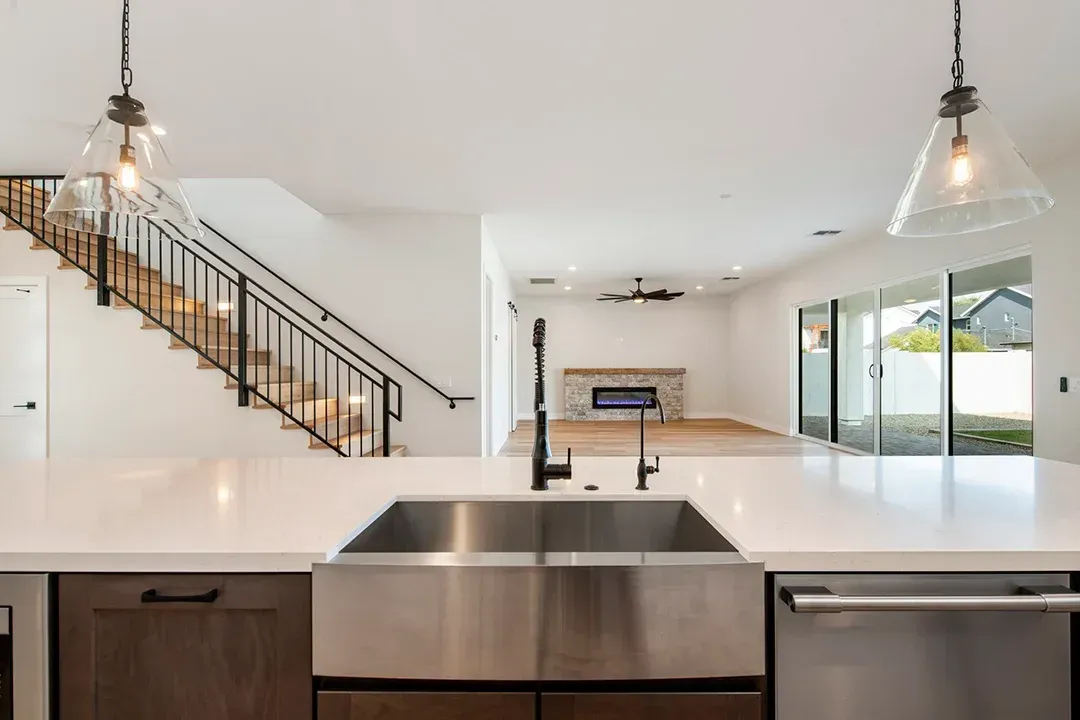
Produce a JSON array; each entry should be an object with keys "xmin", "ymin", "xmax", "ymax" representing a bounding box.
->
[
  {"xmin": 236, "ymin": 275, "xmax": 248, "ymax": 406},
  {"xmin": 382, "ymin": 374, "xmax": 391, "ymax": 456},
  {"xmin": 278, "ymin": 313, "xmax": 282, "ymax": 421},
  {"xmin": 96, "ymin": 230, "xmax": 110, "ymax": 307},
  {"xmin": 349, "ymin": 369, "xmax": 354, "ymax": 457}
]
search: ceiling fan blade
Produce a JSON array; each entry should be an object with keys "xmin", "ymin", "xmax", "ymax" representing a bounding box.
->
[
  {"xmin": 598, "ymin": 293, "xmax": 626, "ymax": 298},
  {"xmin": 666, "ymin": 292, "xmax": 685, "ymax": 298},
  {"xmin": 644, "ymin": 290, "xmax": 669, "ymax": 297},
  {"xmin": 596, "ymin": 296, "xmax": 623, "ymax": 301},
  {"xmin": 614, "ymin": 298, "xmax": 632, "ymax": 303}
]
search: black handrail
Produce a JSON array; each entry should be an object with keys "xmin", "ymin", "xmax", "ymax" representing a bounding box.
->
[{"xmin": 199, "ymin": 220, "xmax": 473, "ymax": 409}]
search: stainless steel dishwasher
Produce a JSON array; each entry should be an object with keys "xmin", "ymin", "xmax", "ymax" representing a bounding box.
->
[
  {"xmin": 0, "ymin": 574, "xmax": 49, "ymax": 720},
  {"xmin": 774, "ymin": 573, "xmax": 1076, "ymax": 719}
]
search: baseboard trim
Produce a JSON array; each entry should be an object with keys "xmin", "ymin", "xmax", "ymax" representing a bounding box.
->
[{"xmin": 720, "ymin": 412, "xmax": 792, "ymax": 436}]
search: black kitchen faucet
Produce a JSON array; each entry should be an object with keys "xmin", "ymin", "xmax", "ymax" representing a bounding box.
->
[{"xmin": 531, "ymin": 318, "xmax": 572, "ymax": 491}]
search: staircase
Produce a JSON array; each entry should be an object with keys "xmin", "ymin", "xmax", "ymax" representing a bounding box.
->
[{"xmin": 0, "ymin": 176, "xmax": 422, "ymax": 457}]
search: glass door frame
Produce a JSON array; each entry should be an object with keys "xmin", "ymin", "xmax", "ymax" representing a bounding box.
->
[{"xmin": 791, "ymin": 246, "xmax": 1031, "ymax": 457}]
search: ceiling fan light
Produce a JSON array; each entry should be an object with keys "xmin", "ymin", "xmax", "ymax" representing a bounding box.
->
[
  {"xmin": 633, "ymin": 297, "xmax": 646, "ymax": 304},
  {"xmin": 888, "ymin": 87, "xmax": 1053, "ymax": 237}
]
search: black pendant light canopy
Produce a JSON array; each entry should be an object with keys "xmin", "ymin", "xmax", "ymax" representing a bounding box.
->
[
  {"xmin": 887, "ymin": 0, "xmax": 1053, "ymax": 237},
  {"xmin": 44, "ymin": 0, "xmax": 201, "ymax": 239}
]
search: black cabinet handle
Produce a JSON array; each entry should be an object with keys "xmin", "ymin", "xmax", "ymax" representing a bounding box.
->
[
  {"xmin": 140, "ymin": 588, "xmax": 219, "ymax": 604},
  {"xmin": 12, "ymin": 401, "xmax": 36, "ymax": 410}
]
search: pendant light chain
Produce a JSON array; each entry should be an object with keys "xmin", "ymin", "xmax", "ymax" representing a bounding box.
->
[
  {"xmin": 120, "ymin": 0, "xmax": 133, "ymax": 95},
  {"xmin": 951, "ymin": 0, "xmax": 964, "ymax": 88}
]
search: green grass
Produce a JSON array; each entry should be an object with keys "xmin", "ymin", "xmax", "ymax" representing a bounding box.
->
[{"xmin": 960, "ymin": 429, "xmax": 1033, "ymax": 446}]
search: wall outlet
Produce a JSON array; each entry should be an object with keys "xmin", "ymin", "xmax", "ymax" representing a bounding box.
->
[{"xmin": 434, "ymin": 376, "xmax": 452, "ymax": 390}]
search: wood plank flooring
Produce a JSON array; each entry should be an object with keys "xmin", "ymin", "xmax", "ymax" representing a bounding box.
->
[{"xmin": 498, "ymin": 419, "xmax": 842, "ymax": 457}]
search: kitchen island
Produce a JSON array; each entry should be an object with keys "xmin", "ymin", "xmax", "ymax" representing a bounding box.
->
[{"xmin": 2, "ymin": 454, "xmax": 1080, "ymax": 719}]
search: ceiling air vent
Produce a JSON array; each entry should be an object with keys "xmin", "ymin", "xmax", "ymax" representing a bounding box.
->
[
  {"xmin": 810, "ymin": 229, "xmax": 843, "ymax": 236},
  {"xmin": 721, "ymin": 276, "xmax": 741, "ymax": 281},
  {"xmin": 529, "ymin": 277, "xmax": 557, "ymax": 285}
]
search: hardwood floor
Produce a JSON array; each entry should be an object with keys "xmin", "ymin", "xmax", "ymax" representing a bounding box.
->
[{"xmin": 498, "ymin": 419, "xmax": 842, "ymax": 457}]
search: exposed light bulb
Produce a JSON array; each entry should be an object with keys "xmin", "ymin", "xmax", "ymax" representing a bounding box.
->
[
  {"xmin": 633, "ymin": 297, "xmax": 645, "ymax": 304},
  {"xmin": 696, "ymin": 285, "xmax": 704, "ymax": 291},
  {"xmin": 117, "ymin": 143, "xmax": 139, "ymax": 190},
  {"xmin": 949, "ymin": 135, "xmax": 973, "ymax": 187}
]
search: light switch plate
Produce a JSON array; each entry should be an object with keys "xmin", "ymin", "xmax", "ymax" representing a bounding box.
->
[{"xmin": 1071, "ymin": 378, "xmax": 1080, "ymax": 393}]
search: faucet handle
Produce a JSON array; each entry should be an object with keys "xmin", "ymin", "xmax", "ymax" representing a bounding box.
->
[{"xmin": 654, "ymin": 455, "xmax": 660, "ymax": 473}]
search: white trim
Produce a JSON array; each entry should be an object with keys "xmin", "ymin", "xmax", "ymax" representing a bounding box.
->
[{"xmin": 723, "ymin": 412, "xmax": 792, "ymax": 436}]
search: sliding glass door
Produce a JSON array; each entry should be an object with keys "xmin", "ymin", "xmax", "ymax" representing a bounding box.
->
[
  {"xmin": 798, "ymin": 303, "xmax": 831, "ymax": 441},
  {"xmin": 949, "ymin": 256, "xmax": 1033, "ymax": 456},
  {"xmin": 835, "ymin": 292, "xmax": 875, "ymax": 453},
  {"xmin": 879, "ymin": 275, "xmax": 942, "ymax": 456},
  {"xmin": 794, "ymin": 253, "xmax": 1033, "ymax": 457}
]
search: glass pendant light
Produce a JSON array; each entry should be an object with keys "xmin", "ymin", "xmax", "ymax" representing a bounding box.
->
[
  {"xmin": 44, "ymin": 0, "xmax": 202, "ymax": 239},
  {"xmin": 887, "ymin": 0, "xmax": 1053, "ymax": 237}
]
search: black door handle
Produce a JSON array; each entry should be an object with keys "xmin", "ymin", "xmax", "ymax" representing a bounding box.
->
[
  {"xmin": 12, "ymin": 401, "xmax": 36, "ymax": 410},
  {"xmin": 140, "ymin": 588, "xmax": 220, "ymax": 604},
  {"xmin": 868, "ymin": 364, "xmax": 875, "ymax": 379}
]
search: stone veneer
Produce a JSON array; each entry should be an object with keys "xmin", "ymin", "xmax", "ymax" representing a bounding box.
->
[{"xmin": 563, "ymin": 368, "xmax": 685, "ymax": 421}]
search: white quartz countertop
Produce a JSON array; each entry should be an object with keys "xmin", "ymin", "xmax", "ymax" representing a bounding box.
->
[{"xmin": 3, "ymin": 455, "xmax": 1080, "ymax": 573}]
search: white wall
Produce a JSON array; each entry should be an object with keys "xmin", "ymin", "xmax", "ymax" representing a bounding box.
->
[
  {"xmin": 728, "ymin": 157, "xmax": 1080, "ymax": 463},
  {"xmin": 481, "ymin": 221, "xmax": 516, "ymax": 455},
  {"xmin": 0, "ymin": 227, "xmax": 316, "ymax": 458},
  {"xmin": 183, "ymin": 179, "xmax": 484, "ymax": 456},
  {"xmin": 516, "ymin": 295, "xmax": 729, "ymax": 419}
]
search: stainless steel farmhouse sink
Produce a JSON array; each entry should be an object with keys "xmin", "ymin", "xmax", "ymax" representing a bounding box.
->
[{"xmin": 313, "ymin": 500, "xmax": 764, "ymax": 681}]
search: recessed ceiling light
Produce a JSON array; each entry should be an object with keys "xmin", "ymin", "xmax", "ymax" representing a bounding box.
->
[
  {"xmin": 564, "ymin": 286, "xmax": 572, "ymax": 291},
  {"xmin": 695, "ymin": 285, "xmax": 704, "ymax": 291},
  {"xmin": 904, "ymin": 298, "xmax": 918, "ymax": 303},
  {"xmin": 720, "ymin": 193, "xmax": 733, "ymax": 199},
  {"xmin": 732, "ymin": 265, "xmax": 742, "ymax": 271},
  {"xmin": 151, "ymin": 125, "xmax": 167, "ymax": 136},
  {"xmin": 568, "ymin": 265, "xmax": 577, "ymax": 272},
  {"xmin": 216, "ymin": 301, "xmax": 234, "ymax": 312}
]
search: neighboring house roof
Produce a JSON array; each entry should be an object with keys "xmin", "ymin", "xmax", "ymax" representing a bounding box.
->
[
  {"xmin": 913, "ymin": 309, "xmax": 940, "ymax": 325},
  {"xmin": 957, "ymin": 287, "xmax": 1032, "ymax": 319}
]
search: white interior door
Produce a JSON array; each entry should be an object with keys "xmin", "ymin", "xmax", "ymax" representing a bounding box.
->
[{"xmin": 0, "ymin": 277, "xmax": 48, "ymax": 459}]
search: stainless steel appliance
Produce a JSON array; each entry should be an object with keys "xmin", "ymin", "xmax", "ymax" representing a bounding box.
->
[
  {"xmin": 774, "ymin": 573, "xmax": 1075, "ymax": 719},
  {"xmin": 0, "ymin": 574, "xmax": 48, "ymax": 720},
  {"xmin": 314, "ymin": 500, "xmax": 764, "ymax": 681}
]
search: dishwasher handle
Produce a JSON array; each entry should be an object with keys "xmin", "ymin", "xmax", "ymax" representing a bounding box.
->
[{"xmin": 780, "ymin": 584, "xmax": 1080, "ymax": 613}]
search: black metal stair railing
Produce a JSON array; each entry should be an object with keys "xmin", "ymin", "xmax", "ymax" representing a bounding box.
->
[{"xmin": 0, "ymin": 175, "xmax": 402, "ymax": 457}]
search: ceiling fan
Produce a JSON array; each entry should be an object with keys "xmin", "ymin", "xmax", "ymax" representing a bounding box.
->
[{"xmin": 597, "ymin": 278, "xmax": 685, "ymax": 304}]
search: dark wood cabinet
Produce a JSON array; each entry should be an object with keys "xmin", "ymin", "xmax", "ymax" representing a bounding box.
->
[
  {"xmin": 541, "ymin": 692, "xmax": 762, "ymax": 720},
  {"xmin": 318, "ymin": 691, "xmax": 534, "ymax": 720},
  {"xmin": 58, "ymin": 573, "xmax": 312, "ymax": 720}
]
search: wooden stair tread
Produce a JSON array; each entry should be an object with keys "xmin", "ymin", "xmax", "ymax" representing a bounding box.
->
[
  {"xmin": 363, "ymin": 445, "xmax": 406, "ymax": 457},
  {"xmin": 309, "ymin": 428, "xmax": 380, "ymax": 451}
]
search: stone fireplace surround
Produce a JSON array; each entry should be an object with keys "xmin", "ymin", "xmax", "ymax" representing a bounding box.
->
[{"xmin": 563, "ymin": 368, "xmax": 685, "ymax": 421}]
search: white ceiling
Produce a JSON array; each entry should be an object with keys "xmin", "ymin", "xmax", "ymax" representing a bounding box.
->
[{"xmin": 3, "ymin": 1, "xmax": 1078, "ymax": 293}]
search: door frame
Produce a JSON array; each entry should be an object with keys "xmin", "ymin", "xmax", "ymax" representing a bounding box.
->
[
  {"xmin": 0, "ymin": 275, "xmax": 49, "ymax": 458},
  {"xmin": 482, "ymin": 273, "xmax": 494, "ymax": 457}
]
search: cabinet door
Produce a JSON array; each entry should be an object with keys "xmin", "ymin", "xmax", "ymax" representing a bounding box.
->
[
  {"xmin": 318, "ymin": 691, "xmax": 534, "ymax": 720},
  {"xmin": 58, "ymin": 574, "xmax": 311, "ymax": 720},
  {"xmin": 542, "ymin": 692, "xmax": 762, "ymax": 720}
]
